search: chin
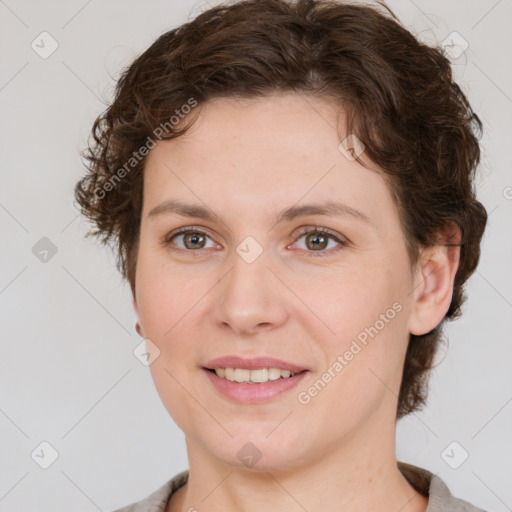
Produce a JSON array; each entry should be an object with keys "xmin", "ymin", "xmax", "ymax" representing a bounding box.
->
[{"xmin": 199, "ymin": 429, "xmax": 309, "ymax": 471}]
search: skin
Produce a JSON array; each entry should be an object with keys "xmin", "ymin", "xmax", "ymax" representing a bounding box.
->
[{"xmin": 132, "ymin": 92, "xmax": 460, "ymax": 512}]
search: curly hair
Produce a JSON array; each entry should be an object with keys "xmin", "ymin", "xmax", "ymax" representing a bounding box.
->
[{"xmin": 74, "ymin": 0, "xmax": 487, "ymax": 419}]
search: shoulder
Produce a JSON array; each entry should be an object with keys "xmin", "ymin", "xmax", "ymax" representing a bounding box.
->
[
  {"xmin": 111, "ymin": 465, "xmax": 490, "ymax": 512},
  {"xmin": 110, "ymin": 470, "xmax": 189, "ymax": 512},
  {"xmin": 427, "ymin": 473, "xmax": 489, "ymax": 512},
  {"xmin": 398, "ymin": 461, "xmax": 489, "ymax": 512}
]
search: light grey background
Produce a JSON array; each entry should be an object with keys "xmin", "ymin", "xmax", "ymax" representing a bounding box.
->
[{"xmin": 0, "ymin": 0, "xmax": 511, "ymax": 511}]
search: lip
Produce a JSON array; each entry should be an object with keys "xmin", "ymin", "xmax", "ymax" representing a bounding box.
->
[
  {"xmin": 203, "ymin": 356, "xmax": 307, "ymax": 373},
  {"xmin": 203, "ymin": 367, "xmax": 309, "ymax": 403}
]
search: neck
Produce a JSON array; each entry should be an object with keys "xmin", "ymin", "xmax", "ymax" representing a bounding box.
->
[{"xmin": 168, "ymin": 414, "xmax": 428, "ymax": 512}]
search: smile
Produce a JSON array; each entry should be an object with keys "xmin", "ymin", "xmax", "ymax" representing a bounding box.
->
[
  {"xmin": 212, "ymin": 367, "xmax": 299, "ymax": 383},
  {"xmin": 203, "ymin": 367, "xmax": 309, "ymax": 403}
]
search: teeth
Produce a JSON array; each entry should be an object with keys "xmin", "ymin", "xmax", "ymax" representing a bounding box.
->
[
  {"xmin": 268, "ymin": 368, "xmax": 282, "ymax": 380},
  {"xmin": 234, "ymin": 368, "xmax": 250, "ymax": 382},
  {"xmin": 214, "ymin": 367, "xmax": 298, "ymax": 383},
  {"xmin": 251, "ymin": 368, "xmax": 269, "ymax": 382}
]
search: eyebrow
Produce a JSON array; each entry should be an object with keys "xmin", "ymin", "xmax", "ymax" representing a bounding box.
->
[{"xmin": 148, "ymin": 199, "xmax": 372, "ymax": 226}]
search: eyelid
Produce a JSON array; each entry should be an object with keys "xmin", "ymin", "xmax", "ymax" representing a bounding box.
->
[
  {"xmin": 291, "ymin": 225, "xmax": 347, "ymax": 242},
  {"xmin": 164, "ymin": 225, "xmax": 215, "ymax": 242}
]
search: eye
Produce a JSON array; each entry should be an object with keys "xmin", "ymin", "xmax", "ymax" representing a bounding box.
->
[
  {"xmin": 164, "ymin": 228, "xmax": 217, "ymax": 252},
  {"xmin": 291, "ymin": 227, "xmax": 348, "ymax": 257},
  {"xmin": 163, "ymin": 226, "xmax": 348, "ymax": 257}
]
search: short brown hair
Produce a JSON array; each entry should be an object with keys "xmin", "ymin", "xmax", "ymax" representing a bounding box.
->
[{"xmin": 74, "ymin": 0, "xmax": 487, "ymax": 419}]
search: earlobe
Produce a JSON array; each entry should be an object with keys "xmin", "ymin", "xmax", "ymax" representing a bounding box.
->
[
  {"xmin": 407, "ymin": 223, "xmax": 461, "ymax": 336},
  {"xmin": 132, "ymin": 295, "xmax": 143, "ymax": 337}
]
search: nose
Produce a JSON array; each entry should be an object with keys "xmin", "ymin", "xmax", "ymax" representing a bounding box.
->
[{"xmin": 213, "ymin": 250, "xmax": 289, "ymax": 335}]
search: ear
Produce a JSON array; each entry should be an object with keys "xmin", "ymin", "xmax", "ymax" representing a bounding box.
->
[
  {"xmin": 132, "ymin": 294, "xmax": 144, "ymax": 337},
  {"xmin": 407, "ymin": 222, "xmax": 461, "ymax": 336}
]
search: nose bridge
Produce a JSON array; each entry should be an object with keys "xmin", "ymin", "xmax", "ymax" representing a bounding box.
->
[{"xmin": 214, "ymin": 242, "xmax": 288, "ymax": 334}]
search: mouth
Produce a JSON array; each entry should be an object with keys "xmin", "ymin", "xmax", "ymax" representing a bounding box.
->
[{"xmin": 202, "ymin": 356, "xmax": 309, "ymax": 403}]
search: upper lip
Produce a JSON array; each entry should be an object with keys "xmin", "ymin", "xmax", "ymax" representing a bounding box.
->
[{"xmin": 203, "ymin": 356, "xmax": 308, "ymax": 373}]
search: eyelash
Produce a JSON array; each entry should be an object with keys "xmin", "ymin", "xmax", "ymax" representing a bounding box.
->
[{"xmin": 163, "ymin": 226, "xmax": 348, "ymax": 258}]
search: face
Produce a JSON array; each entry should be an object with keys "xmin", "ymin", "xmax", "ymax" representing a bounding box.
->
[{"xmin": 133, "ymin": 92, "xmax": 419, "ymax": 470}]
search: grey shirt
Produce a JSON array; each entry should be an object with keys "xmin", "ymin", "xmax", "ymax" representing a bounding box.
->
[{"xmin": 112, "ymin": 462, "xmax": 489, "ymax": 511}]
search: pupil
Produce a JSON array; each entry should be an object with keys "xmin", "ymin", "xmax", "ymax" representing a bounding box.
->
[
  {"xmin": 307, "ymin": 233, "xmax": 327, "ymax": 250},
  {"xmin": 185, "ymin": 232, "xmax": 205, "ymax": 249}
]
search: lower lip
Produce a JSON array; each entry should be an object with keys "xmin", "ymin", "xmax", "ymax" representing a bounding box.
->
[{"xmin": 202, "ymin": 368, "xmax": 309, "ymax": 403}]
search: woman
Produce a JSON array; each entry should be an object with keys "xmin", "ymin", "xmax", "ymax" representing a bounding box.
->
[{"xmin": 74, "ymin": 0, "xmax": 489, "ymax": 510}]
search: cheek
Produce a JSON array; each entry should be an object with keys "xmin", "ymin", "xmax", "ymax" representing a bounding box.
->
[
  {"xmin": 298, "ymin": 253, "xmax": 410, "ymax": 398},
  {"xmin": 135, "ymin": 246, "xmax": 192, "ymax": 336},
  {"xmin": 135, "ymin": 245, "xmax": 207, "ymax": 376},
  {"xmin": 136, "ymin": 252, "xmax": 204, "ymax": 431},
  {"xmin": 296, "ymin": 302, "xmax": 407, "ymax": 433},
  {"xmin": 295, "ymin": 255, "xmax": 407, "ymax": 344}
]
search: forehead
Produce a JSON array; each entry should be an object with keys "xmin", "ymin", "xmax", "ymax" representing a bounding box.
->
[{"xmin": 142, "ymin": 92, "xmax": 397, "ymax": 228}]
